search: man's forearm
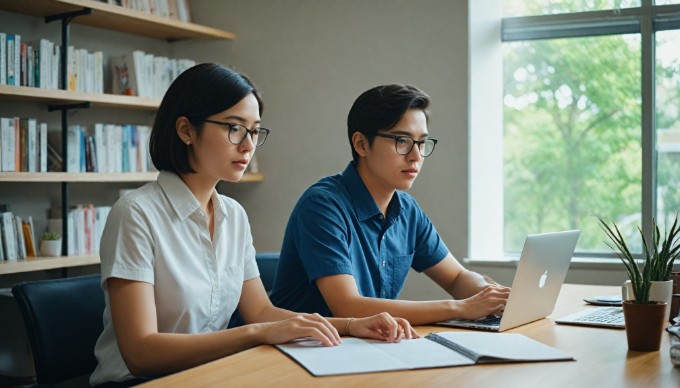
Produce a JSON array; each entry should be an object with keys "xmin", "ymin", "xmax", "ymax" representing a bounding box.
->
[
  {"xmin": 447, "ymin": 269, "xmax": 492, "ymax": 299},
  {"xmin": 329, "ymin": 297, "xmax": 459, "ymax": 325}
]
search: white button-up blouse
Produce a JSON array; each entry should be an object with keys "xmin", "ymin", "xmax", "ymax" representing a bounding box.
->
[{"xmin": 90, "ymin": 171, "xmax": 259, "ymax": 385}]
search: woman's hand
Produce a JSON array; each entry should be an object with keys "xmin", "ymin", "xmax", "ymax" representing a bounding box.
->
[
  {"xmin": 347, "ymin": 312, "xmax": 418, "ymax": 342},
  {"xmin": 257, "ymin": 313, "xmax": 342, "ymax": 347}
]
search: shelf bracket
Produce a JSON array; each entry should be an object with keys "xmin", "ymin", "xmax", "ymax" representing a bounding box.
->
[
  {"xmin": 44, "ymin": 8, "xmax": 93, "ymax": 25},
  {"xmin": 44, "ymin": 8, "xmax": 93, "ymax": 258},
  {"xmin": 47, "ymin": 102, "xmax": 92, "ymax": 112},
  {"xmin": 46, "ymin": 99, "xmax": 91, "ymax": 257}
]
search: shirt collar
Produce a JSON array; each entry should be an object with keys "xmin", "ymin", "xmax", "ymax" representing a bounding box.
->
[
  {"xmin": 157, "ymin": 171, "xmax": 224, "ymax": 221},
  {"xmin": 340, "ymin": 162, "xmax": 403, "ymax": 222}
]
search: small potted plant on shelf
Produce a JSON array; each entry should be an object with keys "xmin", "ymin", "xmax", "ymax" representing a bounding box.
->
[
  {"xmin": 39, "ymin": 232, "xmax": 62, "ymax": 257},
  {"xmin": 598, "ymin": 215, "xmax": 680, "ymax": 351}
]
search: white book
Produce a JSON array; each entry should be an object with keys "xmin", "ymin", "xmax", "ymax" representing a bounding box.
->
[
  {"xmin": 132, "ymin": 50, "xmax": 147, "ymax": 97},
  {"xmin": 137, "ymin": 125, "xmax": 151, "ymax": 172},
  {"xmin": 22, "ymin": 118, "xmax": 38, "ymax": 172},
  {"xmin": 105, "ymin": 124, "xmax": 116, "ymax": 172},
  {"xmin": 14, "ymin": 215, "xmax": 26, "ymax": 259},
  {"xmin": 39, "ymin": 122, "xmax": 47, "ymax": 172},
  {"xmin": 66, "ymin": 125, "xmax": 82, "ymax": 172},
  {"xmin": 0, "ymin": 33, "xmax": 6, "ymax": 85},
  {"xmin": 52, "ymin": 44, "xmax": 60, "ymax": 89},
  {"xmin": 1, "ymin": 212, "xmax": 17, "ymax": 260},
  {"xmin": 39, "ymin": 39, "xmax": 52, "ymax": 89},
  {"xmin": 94, "ymin": 123, "xmax": 106, "ymax": 172},
  {"xmin": 1, "ymin": 117, "xmax": 16, "ymax": 172},
  {"xmin": 67, "ymin": 45, "xmax": 76, "ymax": 91},
  {"xmin": 144, "ymin": 53, "xmax": 154, "ymax": 98},
  {"xmin": 94, "ymin": 206, "xmax": 111, "ymax": 254},
  {"xmin": 94, "ymin": 51, "xmax": 103, "ymax": 93},
  {"xmin": 86, "ymin": 51, "xmax": 95, "ymax": 93},
  {"xmin": 13, "ymin": 34, "xmax": 21, "ymax": 86}
]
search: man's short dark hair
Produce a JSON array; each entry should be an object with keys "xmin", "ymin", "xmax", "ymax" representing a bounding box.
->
[
  {"xmin": 149, "ymin": 63, "xmax": 263, "ymax": 174},
  {"xmin": 347, "ymin": 84, "xmax": 430, "ymax": 162}
]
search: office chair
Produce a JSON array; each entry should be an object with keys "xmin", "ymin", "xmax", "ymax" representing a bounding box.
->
[
  {"xmin": 12, "ymin": 274, "xmax": 105, "ymax": 387},
  {"xmin": 255, "ymin": 252, "xmax": 280, "ymax": 292}
]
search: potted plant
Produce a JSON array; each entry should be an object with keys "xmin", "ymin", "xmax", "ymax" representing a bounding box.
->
[
  {"xmin": 598, "ymin": 216, "xmax": 680, "ymax": 351},
  {"xmin": 39, "ymin": 232, "xmax": 62, "ymax": 257}
]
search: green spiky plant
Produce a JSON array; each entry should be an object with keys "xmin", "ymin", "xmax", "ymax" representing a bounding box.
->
[
  {"xmin": 598, "ymin": 215, "xmax": 680, "ymax": 304},
  {"xmin": 40, "ymin": 231, "xmax": 61, "ymax": 241}
]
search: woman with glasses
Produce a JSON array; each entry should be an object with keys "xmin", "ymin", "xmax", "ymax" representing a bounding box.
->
[
  {"xmin": 90, "ymin": 65, "xmax": 416, "ymax": 387},
  {"xmin": 269, "ymin": 84, "xmax": 510, "ymax": 325}
]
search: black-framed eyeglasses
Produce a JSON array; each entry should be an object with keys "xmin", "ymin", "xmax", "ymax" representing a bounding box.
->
[
  {"xmin": 373, "ymin": 133, "xmax": 438, "ymax": 157},
  {"xmin": 201, "ymin": 119, "xmax": 271, "ymax": 147}
]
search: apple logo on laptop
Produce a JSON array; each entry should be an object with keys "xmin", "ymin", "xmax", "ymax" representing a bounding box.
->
[{"xmin": 539, "ymin": 270, "xmax": 548, "ymax": 288}]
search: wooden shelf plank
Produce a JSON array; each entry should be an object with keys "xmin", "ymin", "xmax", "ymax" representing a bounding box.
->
[
  {"xmin": 0, "ymin": 0, "xmax": 236, "ymax": 41},
  {"xmin": 0, "ymin": 85, "xmax": 161, "ymax": 110},
  {"xmin": 0, "ymin": 172, "xmax": 264, "ymax": 183},
  {"xmin": 0, "ymin": 254, "xmax": 100, "ymax": 275}
]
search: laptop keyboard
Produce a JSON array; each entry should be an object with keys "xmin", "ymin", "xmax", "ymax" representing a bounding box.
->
[
  {"xmin": 571, "ymin": 307, "xmax": 624, "ymax": 326},
  {"xmin": 473, "ymin": 315, "xmax": 502, "ymax": 326}
]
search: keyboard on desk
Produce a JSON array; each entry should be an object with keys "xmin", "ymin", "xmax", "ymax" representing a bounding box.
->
[{"xmin": 555, "ymin": 307, "xmax": 625, "ymax": 329}]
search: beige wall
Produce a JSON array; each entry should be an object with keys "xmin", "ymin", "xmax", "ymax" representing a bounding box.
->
[{"xmin": 174, "ymin": 0, "xmax": 470, "ymax": 260}]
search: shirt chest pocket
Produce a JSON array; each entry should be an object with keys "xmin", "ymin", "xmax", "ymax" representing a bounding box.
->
[{"xmin": 384, "ymin": 252, "xmax": 414, "ymax": 297}]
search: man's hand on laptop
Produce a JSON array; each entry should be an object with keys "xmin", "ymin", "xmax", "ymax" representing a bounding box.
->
[{"xmin": 455, "ymin": 284, "xmax": 510, "ymax": 320}]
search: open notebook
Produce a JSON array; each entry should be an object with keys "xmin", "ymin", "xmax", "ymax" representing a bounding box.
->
[{"xmin": 275, "ymin": 332, "xmax": 574, "ymax": 376}]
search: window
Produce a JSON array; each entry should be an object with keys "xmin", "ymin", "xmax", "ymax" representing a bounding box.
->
[{"xmin": 470, "ymin": 0, "xmax": 680, "ymax": 258}]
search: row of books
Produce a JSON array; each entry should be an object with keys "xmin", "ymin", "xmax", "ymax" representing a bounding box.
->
[
  {"xmin": 0, "ymin": 205, "xmax": 38, "ymax": 261},
  {"xmin": 0, "ymin": 32, "xmax": 105, "ymax": 93},
  {"xmin": 111, "ymin": 51, "xmax": 195, "ymax": 98},
  {"xmin": 66, "ymin": 205, "xmax": 111, "ymax": 256},
  {"xmin": 0, "ymin": 117, "xmax": 48, "ymax": 173},
  {"xmin": 96, "ymin": 0, "xmax": 194, "ymax": 22},
  {"xmin": 66, "ymin": 123, "xmax": 154, "ymax": 173}
]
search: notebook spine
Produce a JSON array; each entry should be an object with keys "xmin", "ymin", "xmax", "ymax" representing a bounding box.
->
[{"xmin": 425, "ymin": 333, "xmax": 480, "ymax": 362}]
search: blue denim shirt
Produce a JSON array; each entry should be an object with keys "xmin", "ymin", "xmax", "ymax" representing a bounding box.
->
[{"xmin": 270, "ymin": 162, "xmax": 449, "ymax": 316}]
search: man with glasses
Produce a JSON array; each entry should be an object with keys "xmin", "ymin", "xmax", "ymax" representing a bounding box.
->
[{"xmin": 270, "ymin": 84, "xmax": 510, "ymax": 326}]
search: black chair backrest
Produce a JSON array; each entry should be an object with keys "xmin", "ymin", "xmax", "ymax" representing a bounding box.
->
[
  {"xmin": 12, "ymin": 274, "xmax": 104, "ymax": 385},
  {"xmin": 255, "ymin": 252, "xmax": 279, "ymax": 292}
]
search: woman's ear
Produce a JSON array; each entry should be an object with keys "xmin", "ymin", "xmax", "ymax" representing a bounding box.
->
[
  {"xmin": 352, "ymin": 132, "xmax": 369, "ymax": 157},
  {"xmin": 176, "ymin": 117, "xmax": 194, "ymax": 145}
]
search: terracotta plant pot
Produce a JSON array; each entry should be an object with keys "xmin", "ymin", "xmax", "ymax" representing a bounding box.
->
[{"xmin": 622, "ymin": 300, "xmax": 667, "ymax": 352}]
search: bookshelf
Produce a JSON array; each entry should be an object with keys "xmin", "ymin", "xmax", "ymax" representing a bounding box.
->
[
  {"xmin": 0, "ymin": 0, "xmax": 236, "ymax": 41},
  {"xmin": 0, "ymin": 0, "xmax": 256, "ymax": 275},
  {"xmin": 0, "ymin": 254, "xmax": 99, "ymax": 275}
]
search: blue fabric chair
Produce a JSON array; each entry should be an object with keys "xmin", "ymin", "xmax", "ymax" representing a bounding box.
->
[
  {"xmin": 255, "ymin": 252, "xmax": 280, "ymax": 293},
  {"xmin": 12, "ymin": 274, "xmax": 104, "ymax": 387}
]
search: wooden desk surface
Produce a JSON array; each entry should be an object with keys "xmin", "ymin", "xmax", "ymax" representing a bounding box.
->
[{"xmin": 140, "ymin": 284, "xmax": 679, "ymax": 387}]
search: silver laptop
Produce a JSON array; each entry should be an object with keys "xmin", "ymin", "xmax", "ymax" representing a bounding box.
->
[
  {"xmin": 555, "ymin": 307, "xmax": 625, "ymax": 329},
  {"xmin": 437, "ymin": 230, "xmax": 580, "ymax": 332}
]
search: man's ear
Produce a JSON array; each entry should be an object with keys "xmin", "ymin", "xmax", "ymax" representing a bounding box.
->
[
  {"xmin": 351, "ymin": 132, "xmax": 369, "ymax": 157},
  {"xmin": 176, "ymin": 117, "xmax": 194, "ymax": 145}
]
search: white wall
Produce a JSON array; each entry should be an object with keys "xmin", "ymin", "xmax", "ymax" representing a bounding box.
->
[{"xmin": 178, "ymin": 0, "xmax": 470, "ymax": 261}]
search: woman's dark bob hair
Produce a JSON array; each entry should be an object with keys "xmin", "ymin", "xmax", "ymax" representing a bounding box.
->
[
  {"xmin": 347, "ymin": 84, "xmax": 429, "ymax": 162},
  {"xmin": 149, "ymin": 63, "xmax": 263, "ymax": 174}
]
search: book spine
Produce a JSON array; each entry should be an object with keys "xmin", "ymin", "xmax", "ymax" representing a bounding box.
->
[
  {"xmin": 0, "ymin": 33, "xmax": 6, "ymax": 85},
  {"xmin": 425, "ymin": 333, "xmax": 481, "ymax": 363}
]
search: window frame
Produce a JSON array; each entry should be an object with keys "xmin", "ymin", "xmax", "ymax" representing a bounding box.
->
[{"xmin": 469, "ymin": 1, "xmax": 680, "ymax": 260}]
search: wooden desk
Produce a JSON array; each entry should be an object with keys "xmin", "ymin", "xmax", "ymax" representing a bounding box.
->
[{"xmin": 140, "ymin": 284, "xmax": 679, "ymax": 387}]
